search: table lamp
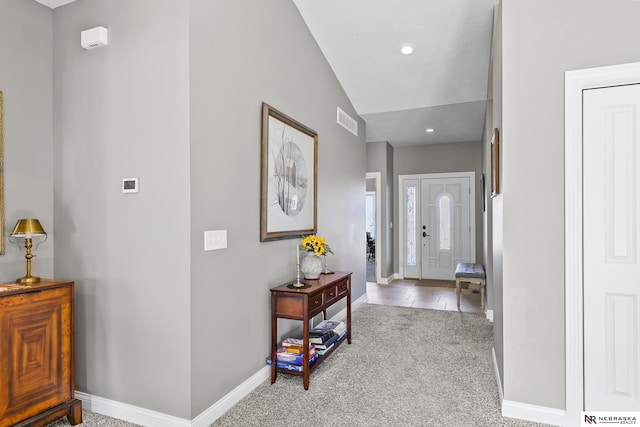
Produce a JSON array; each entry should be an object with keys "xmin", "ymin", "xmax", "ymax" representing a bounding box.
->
[{"xmin": 10, "ymin": 218, "xmax": 47, "ymax": 284}]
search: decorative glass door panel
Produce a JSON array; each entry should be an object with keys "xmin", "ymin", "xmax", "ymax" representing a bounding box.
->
[
  {"xmin": 420, "ymin": 177, "xmax": 471, "ymax": 280},
  {"xmin": 403, "ymin": 180, "xmax": 420, "ymax": 278}
]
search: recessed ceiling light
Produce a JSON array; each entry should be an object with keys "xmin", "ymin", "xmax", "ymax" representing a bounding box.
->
[
  {"xmin": 400, "ymin": 45, "xmax": 414, "ymax": 55},
  {"xmin": 426, "ymin": 128, "xmax": 435, "ymax": 133}
]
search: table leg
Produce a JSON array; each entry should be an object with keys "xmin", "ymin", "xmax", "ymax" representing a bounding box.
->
[
  {"xmin": 347, "ymin": 277, "xmax": 352, "ymax": 344},
  {"xmin": 302, "ymin": 302, "xmax": 310, "ymax": 390},
  {"xmin": 270, "ymin": 293, "xmax": 277, "ymax": 384},
  {"xmin": 67, "ymin": 399, "xmax": 83, "ymax": 425}
]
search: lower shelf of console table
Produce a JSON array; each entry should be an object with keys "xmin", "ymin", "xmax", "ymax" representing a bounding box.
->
[{"xmin": 270, "ymin": 271, "xmax": 352, "ymax": 390}]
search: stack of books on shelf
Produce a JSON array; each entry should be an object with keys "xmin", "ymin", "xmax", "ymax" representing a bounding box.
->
[
  {"xmin": 266, "ymin": 338, "xmax": 317, "ymax": 372},
  {"xmin": 266, "ymin": 320, "xmax": 347, "ymax": 370},
  {"xmin": 309, "ymin": 320, "xmax": 346, "ymax": 356}
]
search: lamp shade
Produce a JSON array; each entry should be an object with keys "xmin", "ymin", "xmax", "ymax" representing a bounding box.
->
[{"xmin": 11, "ymin": 219, "xmax": 47, "ymax": 237}]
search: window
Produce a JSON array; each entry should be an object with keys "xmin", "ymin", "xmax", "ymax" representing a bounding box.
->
[
  {"xmin": 406, "ymin": 186, "xmax": 417, "ymax": 265},
  {"xmin": 439, "ymin": 194, "xmax": 452, "ymax": 251},
  {"xmin": 365, "ymin": 193, "xmax": 376, "ymax": 238}
]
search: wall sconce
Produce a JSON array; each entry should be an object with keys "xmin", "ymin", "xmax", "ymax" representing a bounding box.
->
[{"xmin": 9, "ymin": 218, "xmax": 47, "ymax": 284}]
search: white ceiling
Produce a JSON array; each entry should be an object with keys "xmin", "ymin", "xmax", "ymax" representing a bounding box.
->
[
  {"xmin": 294, "ymin": 0, "xmax": 498, "ymax": 146},
  {"xmin": 35, "ymin": 0, "xmax": 497, "ymax": 147},
  {"xmin": 34, "ymin": 0, "xmax": 76, "ymax": 8}
]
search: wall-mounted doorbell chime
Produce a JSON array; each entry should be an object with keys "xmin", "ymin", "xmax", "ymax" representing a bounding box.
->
[{"xmin": 81, "ymin": 26, "xmax": 108, "ymax": 50}]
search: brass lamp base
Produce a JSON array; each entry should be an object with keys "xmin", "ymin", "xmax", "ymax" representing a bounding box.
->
[{"xmin": 16, "ymin": 275, "xmax": 41, "ymax": 285}]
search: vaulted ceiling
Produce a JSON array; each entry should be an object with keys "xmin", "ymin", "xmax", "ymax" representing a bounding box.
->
[
  {"xmin": 35, "ymin": 0, "xmax": 498, "ymax": 147},
  {"xmin": 34, "ymin": 0, "xmax": 75, "ymax": 8},
  {"xmin": 294, "ymin": 0, "xmax": 498, "ymax": 147}
]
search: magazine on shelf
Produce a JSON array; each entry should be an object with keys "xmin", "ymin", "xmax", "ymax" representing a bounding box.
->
[
  {"xmin": 314, "ymin": 333, "xmax": 339, "ymax": 350},
  {"xmin": 308, "ymin": 322, "xmax": 335, "ymax": 337},
  {"xmin": 275, "ymin": 346, "xmax": 316, "ymax": 365},
  {"xmin": 281, "ymin": 338, "xmax": 317, "ymax": 355},
  {"xmin": 281, "ymin": 338, "xmax": 304, "ymax": 347},
  {"xmin": 266, "ymin": 353, "xmax": 318, "ymax": 371},
  {"xmin": 309, "ymin": 331, "xmax": 334, "ymax": 344},
  {"xmin": 316, "ymin": 343, "xmax": 335, "ymax": 356},
  {"xmin": 315, "ymin": 320, "xmax": 347, "ymax": 336}
]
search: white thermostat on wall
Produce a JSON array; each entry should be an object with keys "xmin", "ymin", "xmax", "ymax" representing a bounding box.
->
[{"xmin": 122, "ymin": 178, "xmax": 139, "ymax": 194}]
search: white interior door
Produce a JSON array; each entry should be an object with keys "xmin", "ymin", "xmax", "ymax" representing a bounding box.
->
[
  {"xmin": 583, "ymin": 83, "xmax": 640, "ymax": 410},
  {"xmin": 420, "ymin": 177, "xmax": 471, "ymax": 280}
]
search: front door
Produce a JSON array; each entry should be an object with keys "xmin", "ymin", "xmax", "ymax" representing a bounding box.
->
[
  {"xmin": 583, "ymin": 83, "xmax": 640, "ymax": 410},
  {"xmin": 420, "ymin": 176, "xmax": 472, "ymax": 280}
]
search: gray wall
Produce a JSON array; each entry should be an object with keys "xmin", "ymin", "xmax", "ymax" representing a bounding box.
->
[
  {"xmin": 0, "ymin": 0, "xmax": 54, "ymax": 281},
  {"xmin": 500, "ymin": 0, "xmax": 640, "ymax": 410},
  {"xmin": 46, "ymin": 0, "xmax": 366, "ymax": 420},
  {"xmin": 489, "ymin": 3, "xmax": 504, "ymax": 395},
  {"xmin": 53, "ymin": 0, "xmax": 192, "ymax": 417},
  {"xmin": 392, "ymin": 142, "xmax": 483, "ymax": 274},
  {"xmin": 366, "ymin": 141, "xmax": 393, "ymax": 279},
  {"xmin": 18, "ymin": 0, "xmax": 640, "ymax": 419},
  {"xmin": 189, "ymin": 0, "xmax": 366, "ymax": 415}
]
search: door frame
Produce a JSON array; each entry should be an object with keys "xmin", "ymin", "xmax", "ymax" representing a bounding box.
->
[
  {"xmin": 565, "ymin": 61, "xmax": 640, "ymax": 426},
  {"xmin": 398, "ymin": 172, "xmax": 476, "ymax": 279},
  {"xmin": 366, "ymin": 172, "xmax": 381, "ymax": 282}
]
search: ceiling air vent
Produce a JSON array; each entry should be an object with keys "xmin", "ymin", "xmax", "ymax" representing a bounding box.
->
[{"xmin": 337, "ymin": 107, "xmax": 358, "ymax": 136}]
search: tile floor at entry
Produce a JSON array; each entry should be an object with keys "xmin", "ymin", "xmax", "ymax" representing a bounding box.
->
[{"xmin": 366, "ymin": 279, "xmax": 483, "ymax": 313}]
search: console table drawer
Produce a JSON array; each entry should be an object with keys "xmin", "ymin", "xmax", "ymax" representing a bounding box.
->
[
  {"xmin": 324, "ymin": 286, "xmax": 338, "ymax": 304},
  {"xmin": 309, "ymin": 293, "xmax": 323, "ymax": 311},
  {"xmin": 274, "ymin": 295, "xmax": 304, "ymax": 318},
  {"xmin": 337, "ymin": 279, "xmax": 348, "ymax": 296}
]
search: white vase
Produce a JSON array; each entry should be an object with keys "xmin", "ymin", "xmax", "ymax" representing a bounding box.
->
[{"xmin": 300, "ymin": 252, "xmax": 323, "ymax": 280}]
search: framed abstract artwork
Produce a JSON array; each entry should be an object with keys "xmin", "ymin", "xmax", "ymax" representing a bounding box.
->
[
  {"xmin": 481, "ymin": 173, "xmax": 486, "ymax": 212},
  {"xmin": 491, "ymin": 128, "xmax": 500, "ymax": 197},
  {"xmin": 260, "ymin": 103, "xmax": 317, "ymax": 241}
]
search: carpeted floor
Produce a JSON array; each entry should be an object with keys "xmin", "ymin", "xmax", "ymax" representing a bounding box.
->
[
  {"xmin": 211, "ymin": 304, "xmax": 550, "ymax": 427},
  {"xmin": 45, "ymin": 304, "xmax": 550, "ymax": 427},
  {"xmin": 45, "ymin": 411, "xmax": 140, "ymax": 426}
]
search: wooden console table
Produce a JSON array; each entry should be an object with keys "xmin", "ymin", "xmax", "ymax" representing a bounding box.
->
[
  {"xmin": 0, "ymin": 279, "xmax": 82, "ymax": 427},
  {"xmin": 270, "ymin": 271, "xmax": 352, "ymax": 390}
]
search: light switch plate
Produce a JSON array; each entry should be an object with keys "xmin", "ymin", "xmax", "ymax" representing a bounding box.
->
[{"xmin": 204, "ymin": 230, "xmax": 227, "ymax": 251}]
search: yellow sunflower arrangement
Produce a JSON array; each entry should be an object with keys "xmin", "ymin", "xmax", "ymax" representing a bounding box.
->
[{"xmin": 300, "ymin": 235, "xmax": 333, "ymax": 256}]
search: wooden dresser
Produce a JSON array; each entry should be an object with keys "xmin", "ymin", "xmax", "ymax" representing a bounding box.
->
[{"xmin": 0, "ymin": 279, "xmax": 82, "ymax": 427}]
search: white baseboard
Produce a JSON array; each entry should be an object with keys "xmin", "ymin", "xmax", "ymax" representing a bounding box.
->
[
  {"xmin": 491, "ymin": 349, "xmax": 566, "ymax": 426},
  {"xmin": 73, "ymin": 296, "xmax": 369, "ymax": 426},
  {"xmin": 502, "ymin": 400, "xmax": 566, "ymax": 427},
  {"xmin": 486, "ymin": 309, "xmax": 494, "ymax": 322},
  {"xmin": 74, "ymin": 391, "xmax": 191, "ymax": 426},
  {"xmin": 351, "ymin": 293, "xmax": 369, "ymax": 310},
  {"xmin": 378, "ymin": 273, "xmax": 401, "ymax": 285},
  {"xmin": 74, "ymin": 391, "xmax": 93, "ymax": 412},
  {"xmin": 492, "ymin": 347, "xmax": 504, "ymax": 404},
  {"xmin": 76, "ymin": 365, "xmax": 269, "ymax": 427},
  {"xmin": 191, "ymin": 366, "xmax": 271, "ymax": 427}
]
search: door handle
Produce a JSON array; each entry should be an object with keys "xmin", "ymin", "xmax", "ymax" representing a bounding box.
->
[{"xmin": 423, "ymin": 231, "xmax": 430, "ymax": 237}]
